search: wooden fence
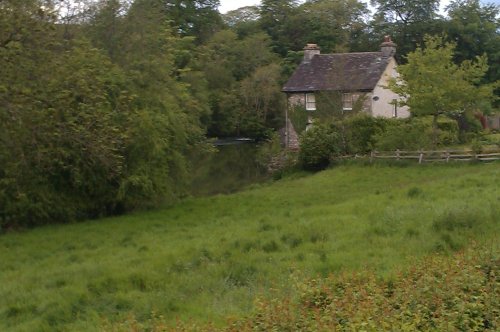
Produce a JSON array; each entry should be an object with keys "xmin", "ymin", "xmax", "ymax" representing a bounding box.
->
[{"xmin": 347, "ymin": 149, "xmax": 500, "ymax": 163}]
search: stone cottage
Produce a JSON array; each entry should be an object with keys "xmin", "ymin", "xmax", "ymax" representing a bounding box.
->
[{"xmin": 282, "ymin": 36, "xmax": 409, "ymax": 148}]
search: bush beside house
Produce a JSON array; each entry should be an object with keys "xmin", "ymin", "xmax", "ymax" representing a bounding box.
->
[{"xmin": 298, "ymin": 115, "xmax": 460, "ymax": 170}]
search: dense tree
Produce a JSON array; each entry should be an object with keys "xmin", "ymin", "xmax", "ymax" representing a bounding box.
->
[
  {"xmin": 0, "ymin": 0, "xmax": 130, "ymax": 224},
  {"xmin": 239, "ymin": 63, "xmax": 285, "ymax": 134},
  {"xmin": 371, "ymin": 0, "xmax": 439, "ymax": 24},
  {"xmin": 370, "ymin": 0, "xmax": 442, "ymax": 60},
  {"xmin": 300, "ymin": 0, "xmax": 370, "ymax": 53},
  {"xmin": 258, "ymin": 0, "xmax": 372, "ymax": 55},
  {"xmin": 0, "ymin": 0, "xmax": 210, "ymax": 227},
  {"xmin": 85, "ymin": 0, "xmax": 126, "ymax": 60},
  {"xmin": 260, "ymin": 0, "xmax": 300, "ymax": 55},
  {"xmin": 223, "ymin": 6, "xmax": 261, "ymax": 37},
  {"xmin": 200, "ymin": 29, "xmax": 280, "ymax": 138},
  {"xmin": 160, "ymin": 0, "xmax": 223, "ymax": 42},
  {"xmin": 388, "ymin": 35, "xmax": 494, "ymax": 144},
  {"xmin": 445, "ymin": 0, "xmax": 500, "ymax": 84}
]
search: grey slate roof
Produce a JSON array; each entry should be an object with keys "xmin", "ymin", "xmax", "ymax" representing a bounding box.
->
[{"xmin": 282, "ymin": 52, "xmax": 391, "ymax": 92}]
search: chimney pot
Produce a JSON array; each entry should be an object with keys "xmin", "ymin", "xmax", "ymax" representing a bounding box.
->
[{"xmin": 380, "ymin": 36, "xmax": 396, "ymax": 58}]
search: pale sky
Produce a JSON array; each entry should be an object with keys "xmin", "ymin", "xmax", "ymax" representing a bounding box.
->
[
  {"xmin": 218, "ymin": 0, "xmax": 477, "ymax": 15},
  {"xmin": 219, "ymin": 0, "xmax": 261, "ymax": 14}
]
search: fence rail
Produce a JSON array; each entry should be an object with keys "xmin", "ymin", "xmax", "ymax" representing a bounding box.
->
[{"xmin": 347, "ymin": 149, "xmax": 500, "ymax": 163}]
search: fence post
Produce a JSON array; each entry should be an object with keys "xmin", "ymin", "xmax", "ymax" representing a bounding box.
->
[
  {"xmin": 418, "ymin": 150, "xmax": 424, "ymax": 164},
  {"xmin": 370, "ymin": 151, "xmax": 375, "ymax": 163},
  {"xmin": 445, "ymin": 150, "xmax": 450, "ymax": 163}
]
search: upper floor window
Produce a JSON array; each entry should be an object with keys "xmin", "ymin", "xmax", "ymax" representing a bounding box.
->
[
  {"xmin": 342, "ymin": 93, "xmax": 353, "ymax": 111},
  {"xmin": 305, "ymin": 93, "xmax": 316, "ymax": 111}
]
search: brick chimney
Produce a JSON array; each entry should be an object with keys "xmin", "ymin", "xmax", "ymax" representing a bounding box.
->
[
  {"xmin": 303, "ymin": 43, "xmax": 320, "ymax": 63},
  {"xmin": 380, "ymin": 36, "xmax": 396, "ymax": 58}
]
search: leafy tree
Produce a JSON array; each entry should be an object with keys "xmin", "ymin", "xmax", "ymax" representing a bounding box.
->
[
  {"xmin": 1, "ymin": 25, "xmax": 131, "ymax": 225},
  {"xmin": 370, "ymin": 0, "xmax": 442, "ymax": 61},
  {"xmin": 445, "ymin": 0, "xmax": 500, "ymax": 84},
  {"xmin": 388, "ymin": 35, "xmax": 494, "ymax": 144},
  {"xmin": 223, "ymin": 6, "xmax": 261, "ymax": 38},
  {"xmin": 371, "ymin": 0, "xmax": 439, "ymax": 24},
  {"xmin": 239, "ymin": 63, "xmax": 285, "ymax": 136},
  {"xmin": 85, "ymin": 0, "xmax": 127, "ymax": 60},
  {"xmin": 260, "ymin": 0, "xmax": 370, "ymax": 55},
  {"xmin": 260, "ymin": 0, "xmax": 300, "ymax": 55},
  {"xmin": 299, "ymin": 0, "xmax": 370, "ymax": 53},
  {"xmin": 161, "ymin": 0, "xmax": 223, "ymax": 42},
  {"xmin": 0, "ymin": 0, "xmax": 210, "ymax": 228},
  {"xmin": 200, "ymin": 29, "xmax": 279, "ymax": 138}
]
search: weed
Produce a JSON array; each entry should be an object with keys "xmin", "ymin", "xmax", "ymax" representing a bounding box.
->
[
  {"xmin": 405, "ymin": 227, "xmax": 420, "ymax": 238},
  {"xmin": 309, "ymin": 231, "xmax": 329, "ymax": 243},
  {"xmin": 225, "ymin": 263, "xmax": 258, "ymax": 287},
  {"xmin": 407, "ymin": 187, "xmax": 423, "ymax": 198},
  {"xmin": 280, "ymin": 233, "xmax": 303, "ymax": 248},
  {"xmin": 258, "ymin": 223, "xmax": 273, "ymax": 232},
  {"xmin": 432, "ymin": 208, "xmax": 481, "ymax": 232},
  {"xmin": 262, "ymin": 240, "xmax": 280, "ymax": 253}
]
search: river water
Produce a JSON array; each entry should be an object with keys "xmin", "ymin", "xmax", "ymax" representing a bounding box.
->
[{"xmin": 189, "ymin": 139, "xmax": 270, "ymax": 196}]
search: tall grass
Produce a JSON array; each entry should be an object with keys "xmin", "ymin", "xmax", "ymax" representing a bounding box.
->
[{"xmin": 0, "ymin": 163, "xmax": 498, "ymax": 331}]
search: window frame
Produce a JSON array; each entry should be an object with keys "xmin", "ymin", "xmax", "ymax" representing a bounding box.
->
[
  {"xmin": 342, "ymin": 93, "xmax": 353, "ymax": 111},
  {"xmin": 305, "ymin": 93, "xmax": 316, "ymax": 111}
]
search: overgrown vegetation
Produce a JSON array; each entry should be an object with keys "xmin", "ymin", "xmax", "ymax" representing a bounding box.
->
[
  {"xmin": 388, "ymin": 35, "xmax": 496, "ymax": 145},
  {"xmin": 106, "ymin": 245, "xmax": 500, "ymax": 331},
  {"xmin": 0, "ymin": 0, "xmax": 209, "ymax": 227},
  {"xmin": 0, "ymin": 164, "xmax": 498, "ymax": 331},
  {"xmin": 1, "ymin": 0, "xmax": 499, "ymax": 226},
  {"xmin": 297, "ymin": 114, "xmax": 462, "ymax": 170}
]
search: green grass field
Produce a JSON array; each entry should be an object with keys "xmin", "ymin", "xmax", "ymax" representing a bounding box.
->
[{"xmin": 1, "ymin": 163, "xmax": 499, "ymax": 331}]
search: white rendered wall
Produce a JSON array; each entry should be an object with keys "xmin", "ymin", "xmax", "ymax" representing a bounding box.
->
[{"xmin": 371, "ymin": 58, "xmax": 410, "ymax": 118}]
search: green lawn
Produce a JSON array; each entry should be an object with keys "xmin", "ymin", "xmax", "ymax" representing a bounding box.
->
[{"xmin": 0, "ymin": 163, "xmax": 499, "ymax": 331}]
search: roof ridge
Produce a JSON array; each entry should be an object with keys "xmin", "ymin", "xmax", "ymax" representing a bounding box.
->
[{"xmin": 317, "ymin": 51, "xmax": 382, "ymax": 56}]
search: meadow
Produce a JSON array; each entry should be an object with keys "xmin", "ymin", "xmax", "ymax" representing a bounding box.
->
[{"xmin": 0, "ymin": 163, "xmax": 498, "ymax": 331}]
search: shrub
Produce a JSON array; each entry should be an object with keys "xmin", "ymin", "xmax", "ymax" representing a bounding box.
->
[
  {"xmin": 435, "ymin": 117, "xmax": 459, "ymax": 145},
  {"xmin": 374, "ymin": 116, "xmax": 458, "ymax": 151},
  {"xmin": 103, "ymin": 246, "xmax": 499, "ymax": 331},
  {"xmin": 343, "ymin": 114, "xmax": 387, "ymax": 154},
  {"xmin": 458, "ymin": 111, "xmax": 484, "ymax": 134},
  {"xmin": 374, "ymin": 118, "xmax": 433, "ymax": 150},
  {"xmin": 298, "ymin": 123, "xmax": 341, "ymax": 170}
]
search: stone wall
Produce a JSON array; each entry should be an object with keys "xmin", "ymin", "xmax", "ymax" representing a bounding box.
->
[
  {"xmin": 280, "ymin": 119, "xmax": 300, "ymax": 150},
  {"xmin": 288, "ymin": 93, "xmax": 306, "ymax": 108}
]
